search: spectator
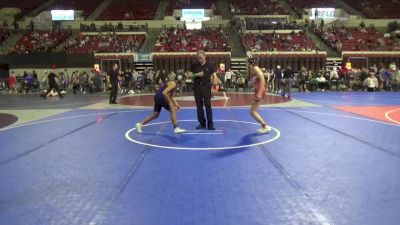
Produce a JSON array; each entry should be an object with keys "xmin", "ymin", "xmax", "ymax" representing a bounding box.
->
[
  {"xmin": 282, "ymin": 66, "xmax": 294, "ymax": 98},
  {"xmin": 168, "ymin": 71, "xmax": 176, "ymax": 82},
  {"xmin": 273, "ymin": 65, "xmax": 282, "ymax": 93},
  {"xmin": 71, "ymin": 72, "xmax": 79, "ymax": 94},
  {"xmin": 224, "ymin": 68, "xmax": 233, "ymax": 89},
  {"xmin": 79, "ymin": 72, "xmax": 87, "ymax": 94},
  {"xmin": 363, "ymin": 72, "xmax": 378, "ymax": 92},
  {"xmin": 316, "ymin": 73, "xmax": 327, "ymax": 91},
  {"xmin": 392, "ymin": 69, "xmax": 400, "ymax": 91},
  {"xmin": 7, "ymin": 72, "xmax": 18, "ymax": 94},
  {"xmin": 124, "ymin": 69, "xmax": 133, "ymax": 93},
  {"xmin": 383, "ymin": 70, "xmax": 393, "ymax": 90},
  {"xmin": 158, "ymin": 69, "xmax": 167, "ymax": 84},
  {"xmin": 389, "ymin": 62, "xmax": 397, "ymax": 71},
  {"xmin": 378, "ymin": 63, "xmax": 386, "ymax": 90},
  {"xmin": 235, "ymin": 74, "xmax": 246, "ymax": 92},
  {"xmin": 330, "ymin": 67, "xmax": 339, "ymax": 80},
  {"xmin": 298, "ymin": 66, "xmax": 308, "ymax": 92}
]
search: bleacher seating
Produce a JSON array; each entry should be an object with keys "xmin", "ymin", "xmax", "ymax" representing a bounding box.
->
[
  {"xmin": 65, "ymin": 33, "xmax": 146, "ymax": 53},
  {"xmin": 285, "ymin": 0, "xmax": 339, "ymax": 16},
  {"xmin": 344, "ymin": 0, "xmax": 400, "ymax": 19},
  {"xmin": 45, "ymin": 0, "xmax": 103, "ymax": 18},
  {"xmin": 97, "ymin": 0, "xmax": 158, "ymax": 20},
  {"xmin": 166, "ymin": 0, "xmax": 218, "ymax": 15},
  {"xmin": 229, "ymin": 0, "xmax": 288, "ymax": 15},
  {"xmin": 242, "ymin": 32, "xmax": 317, "ymax": 52},
  {"xmin": 0, "ymin": 0, "xmax": 44, "ymax": 15},
  {"xmin": 245, "ymin": 18, "xmax": 300, "ymax": 30},
  {"xmin": 315, "ymin": 26, "xmax": 400, "ymax": 51},
  {"xmin": 154, "ymin": 27, "xmax": 230, "ymax": 52},
  {"xmin": 10, "ymin": 31, "xmax": 71, "ymax": 54}
]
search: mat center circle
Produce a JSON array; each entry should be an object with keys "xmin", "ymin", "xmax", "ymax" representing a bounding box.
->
[{"xmin": 125, "ymin": 119, "xmax": 281, "ymax": 150}]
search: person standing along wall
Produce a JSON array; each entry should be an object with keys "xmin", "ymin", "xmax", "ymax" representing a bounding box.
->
[{"xmin": 107, "ymin": 63, "xmax": 120, "ymax": 104}]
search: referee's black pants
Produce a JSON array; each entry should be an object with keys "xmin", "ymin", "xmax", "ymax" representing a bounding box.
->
[
  {"xmin": 194, "ymin": 84, "xmax": 214, "ymax": 127},
  {"xmin": 109, "ymin": 82, "xmax": 118, "ymax": 103}
]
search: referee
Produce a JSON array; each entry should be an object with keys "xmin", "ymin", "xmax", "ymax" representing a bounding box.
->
[
  {"xmin": 107, "ymin": 63, "xmax": 119, "ymax": 104},
  {"xmin": 190, "ymin": 50, "xmax": 217, "ymax": 130}
]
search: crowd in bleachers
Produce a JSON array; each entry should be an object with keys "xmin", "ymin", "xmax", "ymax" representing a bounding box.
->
[
  {"xmin": 9, "ymin": 30, "xmax": 71, "ymax": 54},
  {"xmin": 229, "ymin": 0, "xmax": 287, "ymax": 15},
  {"xmin": 0, "ymin": 0, "xmax": 44, "ymax": 17},
  {"xmin": 242, "ymin": 31, "xmax": 317, "ymax": 52},
  {"xmin": 80, "ymin": 22, "xmax": 147, "ymax": 33},
  {"xmin": 45, "ymin": 0, "xmax": 103, "ymax": 18},
  {"xmin": 285, "ymin": 0, "xmax": 339, "ymax": 17},
  {"xmin": 154, "ymin": 26, "xmax": 230, "ymax": 52},
  {"xmin": 98, "ymin": 0, "xmax": 158, "ymax": 20},
  {"xmin": 64, "ymin": 32, "xmax": 145, "ymax": 53},
  {"xmin": 169, "ymin": 0, "xmax": 216, "ymax": 8},
  {"xmin": 244, "ymin": 18, "xmax": 300, "ymax": 30},
  {"xmin": 315, "ymin": 23, "xmax": 400, "ymax": 52}
]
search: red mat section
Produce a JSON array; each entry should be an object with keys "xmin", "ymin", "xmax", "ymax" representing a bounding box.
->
[{"xmin": 335, "ymin": 106, "xmax": 400, "ymax": 125}]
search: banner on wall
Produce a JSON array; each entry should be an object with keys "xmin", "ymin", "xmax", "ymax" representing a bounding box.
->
[
  {"xmin": 137, "ymin": 53, "xmax": 151, "ymax": 62},
  {"xmin": 182, "ymin": 9, "xmax": 205, "ymax": 19},
  {"xmin": 310, "ymin": 8, "xmax": 336, "ymax": 19}
]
